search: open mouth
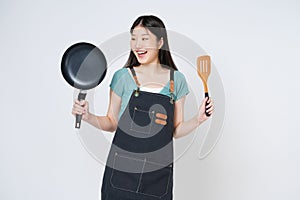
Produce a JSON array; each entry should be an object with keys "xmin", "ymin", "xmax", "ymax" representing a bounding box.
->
[{"xmin": 136, "ymin": 50, "xmax": 148, "ymax": 56}]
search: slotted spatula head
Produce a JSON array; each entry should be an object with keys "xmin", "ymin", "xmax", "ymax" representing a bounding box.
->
[{"xmin": 197, "ymin": 55, "xmax": 211, "ymax": 93}]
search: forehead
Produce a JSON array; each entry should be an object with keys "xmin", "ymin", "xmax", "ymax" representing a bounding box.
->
[{"xmin": 131, "ymin": 26, "xmax": 152, "ymax": 36}]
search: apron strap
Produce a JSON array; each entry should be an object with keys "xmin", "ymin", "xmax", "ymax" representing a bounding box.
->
[
  {"xmin": 129, "ymin": 66, "xmax": 141, "ymax": 97},
  {"xmin": 129, "ymin": 66, "xmax": 141, "ymax": 87},
  {"xmin": 169, "ymin": 69, "xmax": 175, "ymax": 104}
]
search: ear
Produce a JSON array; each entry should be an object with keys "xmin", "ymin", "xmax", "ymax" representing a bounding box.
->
[{"xmin": 158, "ymin": 37, "xmax": 164, "ymax": 49}]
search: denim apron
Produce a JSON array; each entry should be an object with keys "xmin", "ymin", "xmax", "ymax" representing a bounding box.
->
[{"xmin": 101, "ymin": 66, "xmax": 175, "ymax": 200}]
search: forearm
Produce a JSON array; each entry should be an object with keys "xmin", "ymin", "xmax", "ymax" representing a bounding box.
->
[
  {"xmin": 84, "ymin": 113, "xmax": 117, "ymax": 132},
  {"xmin": 173, "ymin": 115, "xmax": 202, "ymax": 138}
]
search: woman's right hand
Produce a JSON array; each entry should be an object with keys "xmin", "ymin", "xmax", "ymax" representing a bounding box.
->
[{"xmin": 71, "ymin": 100, "xmax": 90, "ymax": 121}]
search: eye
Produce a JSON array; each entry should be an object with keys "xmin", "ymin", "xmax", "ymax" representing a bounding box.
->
[
  {"xmin": 131, "ymin": 37, "xmax": 136, "ymax": 41},
  {"xmin": 142, "ymin": 38, "xmax": 149, "ymax": 41}
]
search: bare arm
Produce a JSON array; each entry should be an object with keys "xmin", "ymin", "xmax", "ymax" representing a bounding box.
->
[
  {"xmin": 72, "ymin": 89, "xmax": 121, "ymax": 132},
  {"xmin": 173, "ymin": 96, "xmax": 214, "ymax": 139}
]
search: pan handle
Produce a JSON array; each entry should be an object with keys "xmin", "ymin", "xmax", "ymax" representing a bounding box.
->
[
  {"xmin": 205, "ymin": 92, "xmax": 211, "ymax": 117},
  {"xmin": 75, "ymin": 90, "xmax": 87, "ymax": 129}
]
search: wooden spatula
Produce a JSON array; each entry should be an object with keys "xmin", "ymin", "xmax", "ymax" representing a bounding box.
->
[{"xmin": 197, "ymin": 55, "xmax": 211, "ymax": 117}]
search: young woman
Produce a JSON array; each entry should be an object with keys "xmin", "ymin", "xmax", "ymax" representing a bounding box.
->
[{"xmin": 72, "ymin": 15, "xmax": 214, "ymax": 200}]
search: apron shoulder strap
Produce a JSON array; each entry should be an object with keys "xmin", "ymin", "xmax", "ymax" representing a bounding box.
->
[
  {"xmin": 169, "ymin": 69, "xmax": 174, "ymax": 93},
  {"xmin": 129, "ymin": 66, "xmax": 141, "ymax": 87},
  {"xmin": 129, "ymin": 66, "xmax": 141, "ymax": 97},
  {"xmin": 169, "ymin": 69, "xmax": 175, "ymax": 103}
]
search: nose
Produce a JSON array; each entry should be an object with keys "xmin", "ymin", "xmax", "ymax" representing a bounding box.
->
[{"xmin": 135, "ymin": 38, "xmax": 142, "ymax": 49}]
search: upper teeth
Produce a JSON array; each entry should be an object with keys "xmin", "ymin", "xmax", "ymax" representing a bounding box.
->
[{"xmin": 137, "ymin": 51, "xmax": 147, "ymax": 54}]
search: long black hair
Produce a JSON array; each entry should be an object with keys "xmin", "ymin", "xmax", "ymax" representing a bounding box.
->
[{"xmin": 124, "ymin": 15, "xmax": 178, "ymax": 70}]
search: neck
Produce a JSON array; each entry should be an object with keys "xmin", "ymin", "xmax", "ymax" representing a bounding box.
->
[{"xmin": 139, "ymin": 62, "xmax": 163, "ymax": 75}]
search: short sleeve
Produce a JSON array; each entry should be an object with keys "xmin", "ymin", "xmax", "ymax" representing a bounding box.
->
[
  {"xmin": 174, "ymin": 71, "xmax": 190, "ymax": 101},
  {"xmin": 109, "ymin": 68, "xmax": 126, "ymax": 97}
]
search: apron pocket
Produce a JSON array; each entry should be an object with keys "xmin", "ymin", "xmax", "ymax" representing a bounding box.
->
[
  {"xmin": 130, "ymin": 107, "xmax": 155, "ymax": 134},
  {"xmin": 138, "ymin": 162, "xmax": 172, "ymax": 198},
  {"xmin": 110, "ymin": 153, "xmax": 145, "ymax": 192}
]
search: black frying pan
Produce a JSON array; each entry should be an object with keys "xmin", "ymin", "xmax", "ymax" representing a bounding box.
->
[{"xmin": 61, "ymin": 42, "xmax": 107, "ymax": 128}]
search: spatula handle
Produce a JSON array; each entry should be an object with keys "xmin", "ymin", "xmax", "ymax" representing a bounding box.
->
[
  {"xmin": 205, "ymin": 92, "xmax": 211, "ymax": 117},
  {"xmin": 75, "ymin": 91, "xmax": 87, "ymax": 129}
]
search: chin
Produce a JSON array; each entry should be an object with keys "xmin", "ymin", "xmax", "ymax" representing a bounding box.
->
[
  {"xmin": 137, "ymin": 60, "xmax": 148, "ymax": 65},
  {"xmin": 135, "ymin": 58, "xmax": 148, "ymax": 65}
]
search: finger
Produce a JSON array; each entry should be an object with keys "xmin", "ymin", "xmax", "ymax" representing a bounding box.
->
[
  {"xmin": 206, "ymin": 98, "xmax": 210, "ymax": 103},
  {"xmin": 206, "ymin": 105, "xmax": 212, "ymax": 111},
  {"xmin": 206, "ymin": 100, "xmax": 213, "ymax": 107},
  {"xmin": 79, "ymin": 100, "xmax": 87, "ymax": 107},
  {"xmin": 207, "ymin": 105, "xmax": 214, "ymax": 112},
  {"xmin": 208, "ymin": 103, "xmax": 214, "ymax": 109},
  {"xmin": 72, "ymin": 110, "xmax": 83, "ymax": 115},
  {"xmin": 202, "ymin": 97, "xmax": 208, "ymax": 106},
  {"xmin": 73, "ymin": 109, "xmax": 83, "ymax": 115},
  {"xmin": 72, "ymin": 109, "xmax": 84, "ymax": 115},
  {"xmin": 73, "ymin": 105, "xmax": 85, "ymax": 113},
  {"xmin": 74, "ymin": 99, "xmax": 81, "ymax": 105},
  {"xmin": 82, "ymin": 102, "xmax": 89, "ymax": 113},
  {"xmin": 206, "ymin": 103, "xmax": 213, "ymax": 109},
  {"xmin": 77, "ymin": 111, "xmax": 84, "ymax": 115},
  {"xmin": 75, "ymin": 99, "xmax": 85, "ymax": 106},
  {"xmin": 74, "ymin": 104, "xmax": 85, "ymax": 110},
  {"xmin": 83, "ymin": 105, "xmax": 89, "ymax": 113},
  {"xmin": 208, "ymin": 98, "xmax": 213, "ymax": 104},
  {"xmin": 208, "ymin": 105, "xmax": 214, "ymax": 113},
  {"xmin": 79, "ymin": 100, "xmax": 86, "ymax": 106}
]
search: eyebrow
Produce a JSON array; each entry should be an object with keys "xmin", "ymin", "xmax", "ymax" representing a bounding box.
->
[{"xmin": 131, "ymin": 33, "xmax": 150, "ymax": 36}]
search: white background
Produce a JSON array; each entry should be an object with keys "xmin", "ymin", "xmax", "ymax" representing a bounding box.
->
[{"xmin": 1, "ymin": 0, "xmax": 299, "ymax": 199}]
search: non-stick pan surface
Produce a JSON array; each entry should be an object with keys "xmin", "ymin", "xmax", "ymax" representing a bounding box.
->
[{"xmin": 61, "ymin": 42, "xmax": 107, "ymax": 90}]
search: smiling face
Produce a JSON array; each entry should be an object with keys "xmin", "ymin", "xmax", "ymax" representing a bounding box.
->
[{"xmin": 130, "ymin": 26, "xmax": 163, "ymax": 65}]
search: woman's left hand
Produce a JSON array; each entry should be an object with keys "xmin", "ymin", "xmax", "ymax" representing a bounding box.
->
[{"xmin": 196, "ymin": 97, "xmax": 214, "ymax": 124}]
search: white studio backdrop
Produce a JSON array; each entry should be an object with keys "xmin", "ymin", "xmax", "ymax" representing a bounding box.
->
[{"xmin": 0, "ymin": 0, "xmax": 299, "ymax": 200}]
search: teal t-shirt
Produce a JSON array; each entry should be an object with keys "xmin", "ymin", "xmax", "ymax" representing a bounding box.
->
[{"xmin": 110, "ymin": 67, "xmax": 190, "ymax": 120}]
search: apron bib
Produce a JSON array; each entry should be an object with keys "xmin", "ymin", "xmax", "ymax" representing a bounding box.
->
[{"xmin": 101, "ymin": 66, "xmax": 175, "ymax": 200}]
